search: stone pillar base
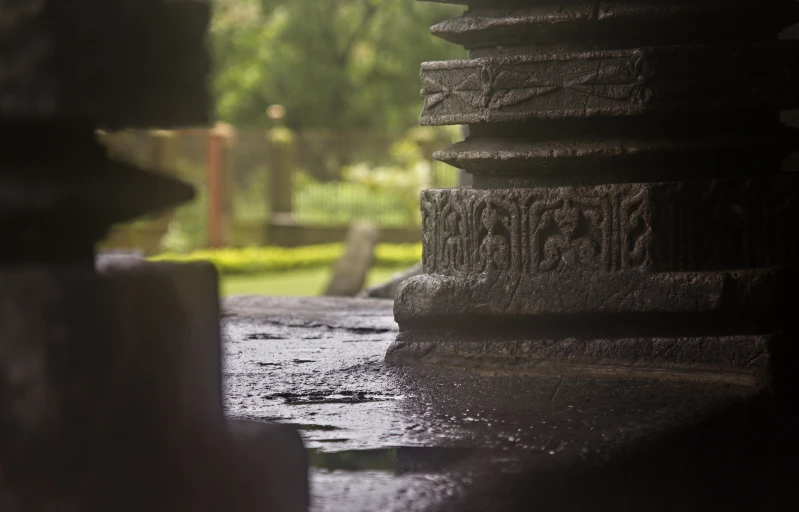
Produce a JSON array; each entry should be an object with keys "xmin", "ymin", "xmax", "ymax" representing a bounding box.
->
[{"xmin": 391, "ymin": 174, "xmax": 799, "ymax": 383}]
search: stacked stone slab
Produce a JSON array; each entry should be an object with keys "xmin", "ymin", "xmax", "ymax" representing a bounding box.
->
[
  {"xmin": 0, "ymin": 1, "xmax": 307, "ymax": 510},
  {"xmin": 389, "ymin": 0, "xmax": 799, "ymax": 384}
]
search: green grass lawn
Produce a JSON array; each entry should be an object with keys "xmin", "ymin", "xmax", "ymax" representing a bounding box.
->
[{"xmin": 220, "ymin": 266, "xmax": 408, "ymax": 297}]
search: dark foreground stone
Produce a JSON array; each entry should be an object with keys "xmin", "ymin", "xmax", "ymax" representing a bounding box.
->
[
  {"xmin": 0, "ymin": 2, "xmax": 308, "ymax": 510},
  {"xmin": 222, "ymin": 295, "xmax": 798, "ymax": 512},
  {"xmin": 0, "ymin": 262, "xmax": 308, "ymax": 512}
]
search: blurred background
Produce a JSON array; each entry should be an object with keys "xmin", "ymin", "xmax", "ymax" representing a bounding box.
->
[{"xmin": 99, "ymin": 0, "xmax": 466, "ymax": 297}]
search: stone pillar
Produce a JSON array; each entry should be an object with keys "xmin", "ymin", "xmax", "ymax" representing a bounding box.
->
[
  {"xmin": 389, "ymin": 0, "xmax": 799, "ymax": 385},
  {"xmin": 0, "ymin": 1, "xmax": 307, "ymax": 510}
]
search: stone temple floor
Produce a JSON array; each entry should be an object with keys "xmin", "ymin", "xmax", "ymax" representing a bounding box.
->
[{"xmin": 221, "ymin": 296, "xmax": 797, "ymax": 512}]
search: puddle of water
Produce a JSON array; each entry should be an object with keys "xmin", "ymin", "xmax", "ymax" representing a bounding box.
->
[
  {"xmin": 270, "ymin": 391, "xmax": 398, "ymax": 405},
  {"xmin": 247, "ymin": 333, "xmax": 287, "ymax": 340},
  {"xmin": 291, "ymin": 424, "xmax": 342, "ymax": 432},
  {"xmin": 261, "ymin": 392, "xmax": 404, "ymax": 405},
  {"xmin": 308, "ymin": 447, "xmax": 480, "ymax": 474},
  {"xmin": 286, "ymin": 396, "xmax": 385, "ymax": 405}
]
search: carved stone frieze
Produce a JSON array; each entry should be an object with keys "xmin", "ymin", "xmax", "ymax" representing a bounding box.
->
[
  {"xmin": 421, "ymin": 176, "xmax": 799, "ymax": 276},
  {"xmin": 421, "ymin": 44, "xmax": 799, "ymax": 125}
]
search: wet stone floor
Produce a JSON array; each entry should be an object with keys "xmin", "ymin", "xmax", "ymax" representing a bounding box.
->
[{"xmin": 221, "ymin": 296, "xmax": 790, "ymax": 512}]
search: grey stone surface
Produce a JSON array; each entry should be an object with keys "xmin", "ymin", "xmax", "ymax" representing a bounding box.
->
[
  {"xmin": 325, "ymin": 221, "xmax": 380, "ymax": 297},
  {"xmin": 222, "ymin": 296, "xmax": 798, "ymax": 512}
]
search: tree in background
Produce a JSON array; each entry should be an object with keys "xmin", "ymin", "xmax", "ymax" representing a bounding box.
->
[{"xmin": 211, "ymin": 0, "xmax": 464, "ymax": 132}]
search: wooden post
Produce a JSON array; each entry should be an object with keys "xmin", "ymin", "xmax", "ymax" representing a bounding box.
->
[
  {"xmin": 220, "ymin": 123, "xmax": 237, "ymax": 246},
  {"xmin": 266, "ymin": 127, "xmax": 296, "ymax": 224},
  {"xmin": 207, "ymin": 123, "xmax": 237, "ymax": 248},
  {"xmin": 151, "ymin": 130, "xmax": 177, "ymax": 174},
  {"xmin": 207, "ymin": 128, "xmax": 224, "ymax": 248}
]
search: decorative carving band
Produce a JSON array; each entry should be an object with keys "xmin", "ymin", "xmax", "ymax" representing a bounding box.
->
[
  {"xmin": 421, "ymin": 176, "xmax": 799, "ymax": 276},
  {"xmin": 420, "ymin": 43, "xmax": 799, "ymax": 125}
]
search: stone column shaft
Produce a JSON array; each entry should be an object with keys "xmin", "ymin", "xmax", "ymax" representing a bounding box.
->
[{"xmin": 389, "ymin": 0, "xmax": 799, "ymax": 385}]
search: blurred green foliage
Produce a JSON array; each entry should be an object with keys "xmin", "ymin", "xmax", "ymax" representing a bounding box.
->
[
  {"xmin": 294, "ymin": 126, "xmax": 460, "ymax": 226},
  {"xmin": 340, "ymin": 126, "xmax": 460, "ymax": 223},
  {"xmin": 151, "ymin": 243, "xmax": 422, "ymax": 275},
  {"xmin": 211, "ymin": 0, "xmax": 464, "ymax": 131},
  {"xmin": 158, "ymin": 159, "xmax": 210, "ymax": 253}
]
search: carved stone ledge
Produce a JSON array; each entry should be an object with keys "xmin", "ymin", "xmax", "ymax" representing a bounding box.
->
[
  {"xmin": 431, "ymin": 1, "xmax": 799, "ymax": 49},
  {"xmin": 385, "ymin": 333, "xmax": 778, "ymax": 386},
  {"xmin": 434, "ymin": 132, "xmax": 798, "ymax": 178},
  {"xmin": 395, "ymin": 268, "xmax": 790, "ymax": 322}
]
